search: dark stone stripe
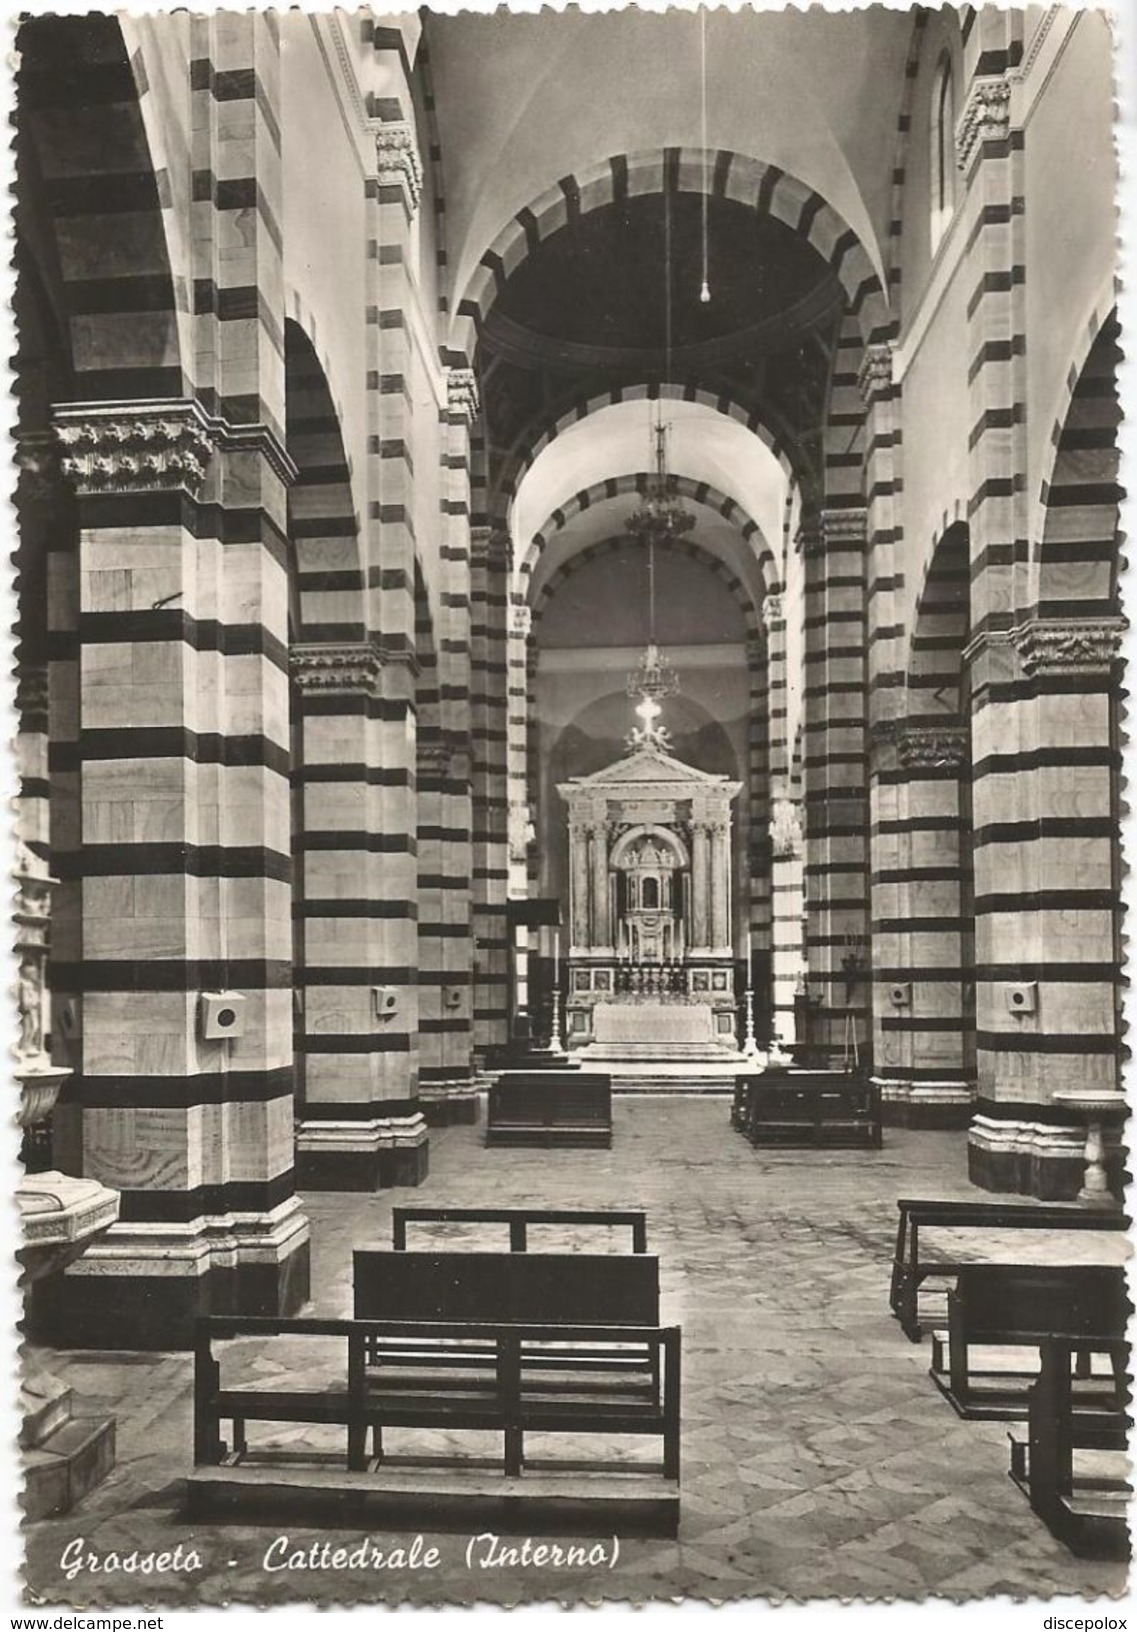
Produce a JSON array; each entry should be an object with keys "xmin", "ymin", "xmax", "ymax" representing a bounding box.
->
[
  {"xmin": 974, "ymin": 888, "xmax": 1116, "ymax": 914},
  {"xmin": 50, "ymin": 728, "xmax": 288, "ymax": 777},
  {"xmin": 67, "ymin": 1066, "xmax": 293, "ymax": 1109},
  {"xmin": 976, "ymin": 1031, "xmax": 1118, "ymax": 1056},
  {"xmin": 54, "ymin": 959, "xmax": 293, "ymax": 993},
  {"xmin": 299, "ymin": 1033, "xmax": 413, "ymax": 1054},
  {"xmin": 973, "ymin": 745, "xmax": 1117, "ymax": 776},
  {"xmin": 72, "ymin": 611, "xmax": 287, "ymax": 670},
  {"xmin": 294, "ymin": 765, "xmax": 412, "ymax": 789},
  {"xmin": 300, "ymin": 1098, "xmax": 420, "ymax": 1121},
  {"xmin": 116, "ymin": 1172, "xmax": 295, "ymax": 1224},
  {"xmin": 52, "ymin": 843, "xmax": 291, "ymax": 882},
  {"xmin": 973, "ymin": 817, "xmax": 1116, "ymax": 847}
]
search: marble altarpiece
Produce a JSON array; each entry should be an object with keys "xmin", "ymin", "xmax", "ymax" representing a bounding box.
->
[{"xmin": 557, "ymin": 745, "xmax": 742, "ymax": 1049}]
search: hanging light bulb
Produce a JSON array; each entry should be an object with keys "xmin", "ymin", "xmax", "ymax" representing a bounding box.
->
[{"xmin": 699, "ymin": 7, "xmax": 711, "ymax": 305}]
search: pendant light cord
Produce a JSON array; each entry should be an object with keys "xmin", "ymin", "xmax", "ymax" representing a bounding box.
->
[{"xmin": 700, "ymin": 7, "xmax": 710, "ymax": 303}]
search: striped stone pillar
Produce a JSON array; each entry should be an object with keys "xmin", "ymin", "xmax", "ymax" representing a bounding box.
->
[
  {"xmin": 764, "ymin": 596, "xmax": 802, "ymax": 1047},
  {"xmin": 967, "ymin": 618, "xmax": 1124, "ymax": 1197},
  {"xmin": 745, "ymin": 633, "xmax": 771, "ymax": 999},
  {"xmin": 859, "ymin": 342, "xmax": 904, "ymax": 1093},
  {"xmin": 290, "ymin": 643, "xmax": 428, "ymax": 1191},
  {"xmin": 470, "ymin": 526, "xmax": 511, "ymax": 1055},
  {"xmin": 874, "ymin": 723, "xmax": 976, "ymax": 1126},
  {"xmin": 415, "ymin": 368, "xmax": 477, "ymax": 1119},
  {"xmin": 416, "ymin": 732, "xmax": 474, "ymax": 1115},
  {"xmin": 36, "ymin": 402, "xmax": 310, "ymax": 1350},
  {"xmin": 507, "ymin": 600, "xmax": 532, "ymax": 893},
  {"xmin": 801, "ymin": 508, "xmax": 870, "ymax": 1058},
  {"xmin": 366, "ymin": 116, "xmax": 422, "ymax": 676}
]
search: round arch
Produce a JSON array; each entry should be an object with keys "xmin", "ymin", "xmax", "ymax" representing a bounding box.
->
[
  {"xmin": 904, "ymin": 520, "xmax": 970, "ymax": 724},
  {"xmin": 532, "ymin": 531, "xmax": 762, "ymax": 644},
  {"xmin": 16, "ymin": 14, "xmax": 187, "ymax": 402},
  {"xmin": 523, "ymin": 473, "xmax": 779, "ymax": 600},
  {"xmin": 1033, "ymin": 303, "xmax": 1121, "ymax": 622},
  {"xmin": 496, "ymin": 382, "xmax": 802, "ymax": 520},
  {"xmin": 285, "ymin": 319, "xmax": 365, "ymax": 641},
  {"xmin": 451, "ymin": 148, "xmax": 891, "ymax": 366},
  {"xmin": 610, "ymin": 824, "xmax": 691, "ymax": 871}
]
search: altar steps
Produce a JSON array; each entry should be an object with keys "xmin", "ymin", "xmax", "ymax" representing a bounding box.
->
[
  {"xmin": 610, "ymin": 1074, "xmax": 736, "ymax": 1096},
  {"xmin": 579, "ymin": 1042, "xmax": 744, "ymax": 1063},
  {"xmin": 585, "ymin": 1058, "xmax": 747, "ymax": 1094}
]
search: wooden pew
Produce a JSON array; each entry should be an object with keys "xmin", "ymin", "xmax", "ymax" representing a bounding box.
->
[
  {"xmin": 890, "ymin": 1198, "xmax": 1131, "ymax": 1341},
  {"xmin": 189, "ymin": 1315, "xmax": 681, "ymax": 1530},
  {"xmin": 354, "ymin": 1248, "xmax": 659, "ymax": 1326},
  {"xmin": 929, "ymin": 1263, "xmax": 1128, "ymax": 1420},
  {"xmin": 1008, "ymin": 1334, "xmax": 1131, "ymax": 1560},
  {"xmin": 486, "ymin": 1072, "xmax": 612, "ymax": 1148},
  {"xmin": 391, "ymin": 1205, "xmax": 648, "ymax": 1253},
  {"xmin": 736, "ymin": 1071, "xmax": 881, "ymax": 1150}
]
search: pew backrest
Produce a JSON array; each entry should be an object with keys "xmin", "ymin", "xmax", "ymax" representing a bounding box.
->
[
  {"xmin": 950, "ymin": 1263, "xmax": 1129, "ymax": 1343},
  {"xmin": 353, "ymin": 1248, "xmax": 660, "ymax": 1326},
  {"xmin": 890, "ymin": 1198, "xmax": 1130, "ymax": 1341},
  {"xmin": 391, "ymin": 1206, "xmax": 648, "ymax": 1253}
]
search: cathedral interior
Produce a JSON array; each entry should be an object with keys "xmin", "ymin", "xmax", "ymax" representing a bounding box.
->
[{"xmin": 12, "ymin": 4, "xmax": 1129, "ymax": 1609}]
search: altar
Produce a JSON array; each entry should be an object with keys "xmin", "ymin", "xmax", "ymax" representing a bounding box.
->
[{"xmin": 557, "ymin": 744, "xmax": 741, "ymax": 1051}]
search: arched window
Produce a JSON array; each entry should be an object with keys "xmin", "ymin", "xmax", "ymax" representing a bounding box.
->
[{"xmin": 930, "ymin": 53, "xmax": 957, "ymax": 254}]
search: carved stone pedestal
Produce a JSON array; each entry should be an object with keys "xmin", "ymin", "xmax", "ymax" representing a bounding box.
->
[{"xmin": 19, "ymin": 1170, "xmax": 121, "ymax": 1519}]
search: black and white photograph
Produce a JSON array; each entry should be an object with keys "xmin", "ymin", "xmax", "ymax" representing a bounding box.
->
[{"xmin": 9, "ymin": 0, "xmax": 1133, "ymax": 1617}]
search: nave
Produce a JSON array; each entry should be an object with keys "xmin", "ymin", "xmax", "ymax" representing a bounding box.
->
[{"xmin": 24, "ymin": 1101, "xmax": 1127, "ymax": 1608}]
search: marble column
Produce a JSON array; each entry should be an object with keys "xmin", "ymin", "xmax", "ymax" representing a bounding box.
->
[
  {"xmin": 710, "ymin": 823, "xmax": 731, "ymax": 952},
  {"xmin": 570, "ymin": 824, "xmax": 590, "ymax": 949},
  {"xmin": 590, "ymin": 823, "xmax": 610, "ymax": 951},
  {"xmin": 691, "ymin": 822, "xmax": 711, "ymax": 951}
]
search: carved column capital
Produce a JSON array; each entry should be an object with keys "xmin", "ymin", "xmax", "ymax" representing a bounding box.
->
[
  {"xmin": 897, "ymin": 724, "xmax": 970, "ymax": 770},
  {"xmin": 53, "ymin": 400, "xmax": 215, "ymax": 497},
  {"xmin": 446, "ymin": 366, "xmax": 480, "ymax": 425},
  {"xmin": 857, "ymin": 342, "xmax": 895, "ymax": 409},
  {"xmin": 762, "ymin": 593, "xmax": 784, "ymax": 629},
  {"xmin": 1012, "ymin": 616, "xmax": 1127, "ymax": 677},
  {"xmin": 820, "ymin": 507, "xmax": 868, "ymax": 550},
  {"xmin": 955, "ymin": 74, "xmax": 1014, "ymax": 174},
  {"xmin": 511, "ymin": 603, "xmax": 533, "ymax": 640},
  {"xmin": 290, "ymin": 641, "xmax": 385, "ymax": 698},
  {"xmin": 372, "ymin": 119, "xmax": 423, "ymax": 214}
]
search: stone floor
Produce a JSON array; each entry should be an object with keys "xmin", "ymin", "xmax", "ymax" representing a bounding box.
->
[{"xmin": 21, "ymin": 1099, "xmax": 1131, "ymax": 1609}]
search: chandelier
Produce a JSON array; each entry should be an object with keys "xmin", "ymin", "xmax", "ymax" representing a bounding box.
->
[
  {"xmin": 625, "ymin": 432, "xmax": 686, "ymax": 752},
  {"xmin": 624, "ymin": 16, "xmax": 715, "ymax": 751}
]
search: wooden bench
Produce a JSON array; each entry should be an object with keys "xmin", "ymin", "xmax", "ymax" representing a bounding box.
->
[
  {"xmin": 354, "ymin": 1248, "xmax": 659, "ymax": 1327},
  {"xmin": 1008, "ymin": 1334, "xmax": 1131, "ymax": 1560},
  {"xmin": 188, "ymin": 1315, "xmax": 680, "ymax": 1530},
  {"xmin": 890, "ymin": 1198, "xmax": 1131, "ymax": 1341},
  {"xmin": 929, "ymin": 1263, "xmax": 1129, "ymax": 1420},
  {"xmin": 391, "ymin": 1206, "xmax": 648, "ymax": 1253},
  {"xmin": 487, "ymin": 1072, "xmax": 612, "ymax": 1148},
  {"xmin": 735, "ymin": 1071, "xmax": 881, "ymax": 1150}
]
